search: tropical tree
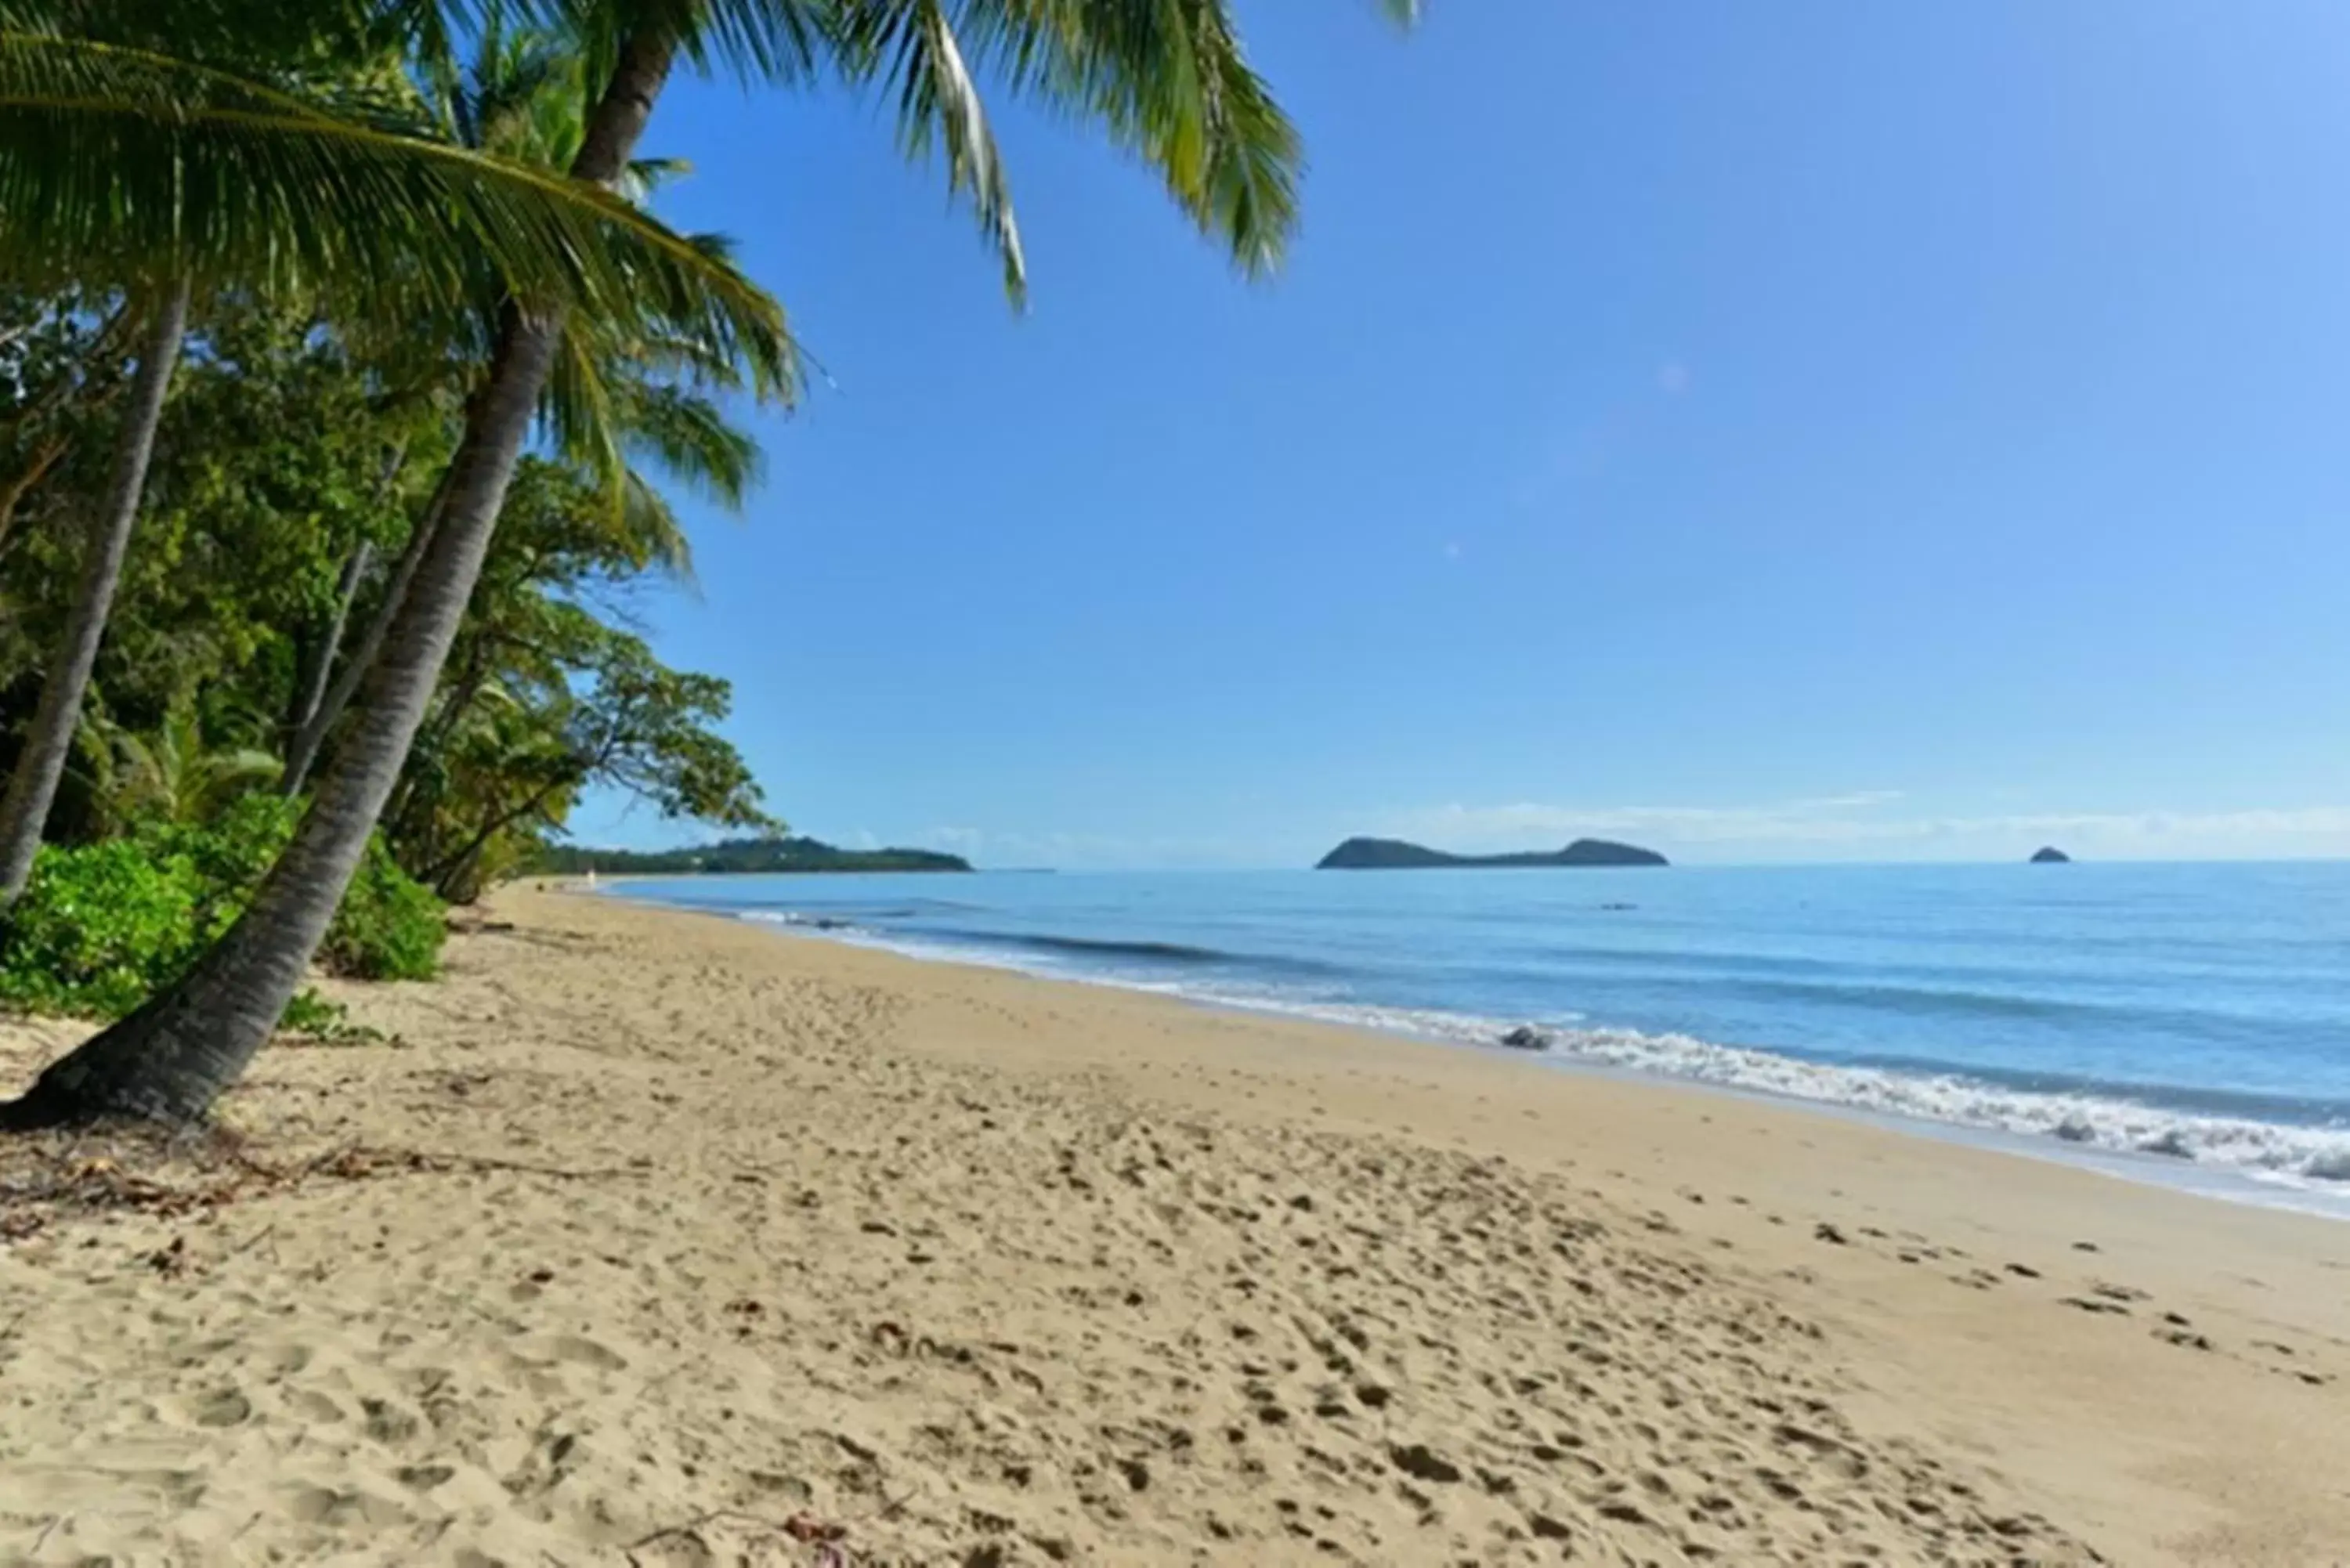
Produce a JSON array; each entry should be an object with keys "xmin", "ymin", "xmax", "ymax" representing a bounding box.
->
[
  {"xmin": 0, "ymin": 7, "xmax": 790, "ymax": 908},
  {"xmin": 1, "ymin": 301, "xmax": 446, "ymax": 808},
  {"xmin": 345, "ymin": 450, "xmax": 772, "ymax": 899},
  {"xmin": 4, "ymin": 0, "xmax": 1412, "ymax": 1129},
  {"xmin": 0, "ymin": 302, "xmax": 761, "ymax": 891},
  {"xmin": 0, "ymin": 284, "xmax": 188, "ymax": 905},
  {"xmin": 277, "ymin": 20, "xmax": 760, "ymax": 796}
]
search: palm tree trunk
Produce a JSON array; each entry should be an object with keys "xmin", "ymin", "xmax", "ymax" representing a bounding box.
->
[
  {"xmin": 0, "ymin": 282, "xmax": 190, "ymax": 910},
  {"xmin": 381, "ymin": 627, "xmax": 490, "ymax": 840},
  {"xmin": 279, "ymin": 468, "xmax": 448, "ymax": 796},
  {"xmin": 284, "ymin": 440, "xmax": 407, "ymax": 750},
  {"xmin": 0, "ymin": 35, "xmax": 678, "ymax": 1129},
  {"xmin": 286, "ymin": 539, "xmax": 374, "ymax": 742}
]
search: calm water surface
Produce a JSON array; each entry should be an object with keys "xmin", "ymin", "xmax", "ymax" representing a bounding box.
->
[{"xmin": 613, "ymin": 863, "xmax": 2350, "ymax": 1211}]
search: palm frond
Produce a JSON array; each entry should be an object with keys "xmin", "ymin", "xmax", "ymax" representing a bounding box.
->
[
  {"xmin": 541, "ymin": 324, "xmax": 631, "ymax": 509},
  {"xmin": 622, "ymin": 153, "xmax": 692, "ymax": 201},
  {"xmin": 541, "ymin": 0, "xmax": 825, "ymax": 91},
  {"xmin": 837, "ymin": 0, "xmax": 1304, "ymax": 285},
  {"xmin": 540, "ymin": 325, "xmax": 765, "ymax": 579},
  {"xmin": 468, "ymin": 23, "xmax": 583, "ymax": 159},
  {"xmin": 837, "ymin": 0, "xmax": 1024, "ymax": 300},
  {"xmin": 619, "ymin": 381, "xmax": 762, "ymax": 511},
  {"xmin": 0, "ymin": 30, "xmax": 792, "ymax": 390},
  {"xmin": 619, "ymin": 471, "xmax": 696, "ymax": 584}
]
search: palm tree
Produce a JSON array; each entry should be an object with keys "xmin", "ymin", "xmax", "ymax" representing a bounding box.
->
[
  {"xmin": 277, "ymin": 27, "xmax": 761, "ymax": 796},
  {"xmin": 0, "ymin": 14, "xmax": 790, "ymax": 909},
  {"xmin": 0, "ymin": 281, "xmax": 188, "ymax": 905},
  {"xmin": 4, "ymin": 0, "xmax": 1412, "ymax": 1129},
  {"xmin": 275, "ymin": 330, "xmax": 754, "ymax": 793}
]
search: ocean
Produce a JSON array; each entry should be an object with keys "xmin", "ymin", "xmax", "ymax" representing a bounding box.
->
[{"xmin": 607, "ymin": 862, "xmax": 2350, "ymax": 1216}]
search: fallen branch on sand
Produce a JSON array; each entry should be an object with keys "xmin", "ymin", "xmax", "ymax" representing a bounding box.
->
[{"xmin": 0, "ymin": 1125, "xmax": 645, "ymax": 1246}]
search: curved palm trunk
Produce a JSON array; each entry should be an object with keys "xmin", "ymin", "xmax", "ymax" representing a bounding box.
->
[
  {"xmin": 0, "ymin": 37, "xmax": 677, "ymax": 1128},
  {"xmin": 284, "ymin": 441, "xmax": 407, "ymax": 756},
  {"xmin": 281, "ymin": 448, "xmax": 453, "ymax": 796},
  {"xmin": 0, "ymin": 283, "xmax": 190, "ymax": 909},
  {"xmin": 286, "ymin": 540, "xmax": 374, "ymax": 742}
]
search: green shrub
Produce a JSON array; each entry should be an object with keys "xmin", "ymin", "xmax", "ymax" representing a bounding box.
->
[
  {"xmin": 143, "ymin": 795, "xmax": 298, "ymax": 940},
  {"xmin": 322, "ymin": 836, "xmax": 445, "ymax": 981},
  {"xmin": 0, "ymin": 840, "xmax": 204, "ymax": 1018},
  {"xmin": 0, "ymin": 799, "xmax": 445, "ymax": 1021}
]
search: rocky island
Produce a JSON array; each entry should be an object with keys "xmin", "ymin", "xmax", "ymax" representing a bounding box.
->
[
  {"xmin": 1317, "ymin": 836, "xmax": 1668, "ymax": 869},
  {"xmin": 2030, "ymin": 846, "xmax": 2072, "ymax": 865}
]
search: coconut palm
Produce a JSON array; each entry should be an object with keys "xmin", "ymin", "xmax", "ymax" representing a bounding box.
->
[
  {"xmin": 276, "ymin": 23, "xmax": 764, "ymax": 796},
  {"xmin": 5, "ymin": 0, "xmax": 1414, "ymax": 1129},
  {"xmin": 0, "ymin": 11, "xmax": 792, "ymax": 909}
]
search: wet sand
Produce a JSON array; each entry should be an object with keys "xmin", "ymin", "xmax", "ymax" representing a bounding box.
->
[{"xmin": 2, "ymin": 885, "xmax": 2345, "ymax": 1565}]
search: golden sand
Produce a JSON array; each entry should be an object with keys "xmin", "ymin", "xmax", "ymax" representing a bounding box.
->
[{"xmin": 3, "ymin": 887, "xmax": 2345, "ymax": 1565}]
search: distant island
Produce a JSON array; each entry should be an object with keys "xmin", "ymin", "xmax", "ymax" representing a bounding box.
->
[
  {"xmin": 532, "ymin": 836, "xmax": 973, "ymax": 876},
  {"xmin": 2030, "ymin": 846, "xmax": 2072, "ymax": 865},
  {"xmin": 1316, "ymin": 836, "xmax": 1668, "ymax": 869}
]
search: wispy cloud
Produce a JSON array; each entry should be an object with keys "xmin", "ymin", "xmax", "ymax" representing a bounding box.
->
[
  {"xmin": 1374, "ymin": 795, "xmax": 2350, "ymax": 859},
  {"xmin": 922, "ymin": 826, "xmax": 1290, "ymax": 870}
]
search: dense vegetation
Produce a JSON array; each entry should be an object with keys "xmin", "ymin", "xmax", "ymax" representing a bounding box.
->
[
  {"xmin": 0, "ymin": 292, "xmax": 777, "ymax": 1034},
  {"xmin": 0, "ymin": 308, "xmax": 776, "ymax": 896},
  {"xmin": 0, "ymin": 8, "xmax": 788, "ymax": 1066},
  {"xmin": 532, "ymin": 836, "xmax": 971, "ymax": 876},
  {"xmin": 0, "ymin": 0, "xmax": 1373, "ymax": 1128},
  {"xmin": 0, "ymin": 798, "xmax": 439, "ymax": 1023}
]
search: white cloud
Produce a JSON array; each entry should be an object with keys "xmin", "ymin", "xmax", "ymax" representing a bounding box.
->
[{"xmin": 1372, "ymin": 795, "xmax": 2350, "ymax": 861}]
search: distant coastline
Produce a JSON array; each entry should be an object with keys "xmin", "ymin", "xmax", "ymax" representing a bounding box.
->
[
  {"xmin": 532, "ymin": 836, "xmax": 972, "ymax": 876},
  {"xmin": 1317, "ymin": 836, "xmax": 1668, "ymax": 869}
]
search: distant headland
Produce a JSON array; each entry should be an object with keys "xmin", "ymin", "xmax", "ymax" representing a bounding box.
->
[
  {"xmin": 1316, "ymin": 836, "xmax": 1668, "ymax": 870},
  {"xmin": 2030, "ymin": 846, "xmax": 2072, "ymax": 865},
  {"xmin": 533, "ymin": 836, "xmax": 972, "ymax": 876}
]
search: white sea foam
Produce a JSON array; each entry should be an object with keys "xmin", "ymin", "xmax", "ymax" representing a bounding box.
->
[
  {"xmin": 1236, "ymin": 998, "xmax": 2350, "ymax": 1187},
  {"xmin": 727, "ymin": 910, "xmax": 2350, "ymax": 1192},
  {"xmin": 737, "ymin": 909, "xmax": 865, "ymax": 934}
]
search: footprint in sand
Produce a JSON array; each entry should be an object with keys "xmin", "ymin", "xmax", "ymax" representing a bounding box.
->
[
  {"xmin": 286, "ymin": 1484, "xmax": 410, "ymax": 1528},
  {"xmin": 186, "ymin": 1387, "xmax": 253, "ymax": 1428}
]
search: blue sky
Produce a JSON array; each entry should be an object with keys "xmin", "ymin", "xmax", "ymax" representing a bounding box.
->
[{"xmin": 569, "ymin": 1, "xmax": 2350, "ymax": 868}]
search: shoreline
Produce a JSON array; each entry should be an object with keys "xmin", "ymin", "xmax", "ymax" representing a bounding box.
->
[
  {"xmin": 600, "ymin": 881, "xmax": 2350, "ymax": 1224},
  {"xmin": 5, "ymin": 886, "xmax": 2346, "ymax": 1564}
]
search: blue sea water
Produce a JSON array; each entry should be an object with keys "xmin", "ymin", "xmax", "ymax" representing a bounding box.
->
[{"xmin": 609, "ymin": 863, "xmax": 2350, "ymax": 1211}]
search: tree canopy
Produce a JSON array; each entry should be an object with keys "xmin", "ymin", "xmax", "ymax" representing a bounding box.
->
[
  {"xmin": 0, "ymin": 0, "xmax": 1394, "ymax": 1130},
  {"xmin": 0, "ymin": 297, "xmax": 774, "ymax": 903}
]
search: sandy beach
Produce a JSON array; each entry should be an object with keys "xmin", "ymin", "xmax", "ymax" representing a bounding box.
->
[{"xmin": 2, "ymin": 886, "xmax": 2346, "ymax": 1566}]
